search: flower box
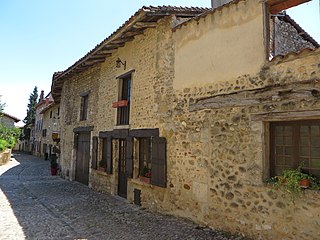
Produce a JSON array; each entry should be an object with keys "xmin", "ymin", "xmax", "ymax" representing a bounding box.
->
[
  {"xmin": 52, "ymin": 132, "xmax": 60, "ymax": 141},
  {"xmin": 112, "ymin": 100, "xmax": 128, "ymax": 108},
  {"xmin": 300, "ymin": 179, "xmax": 311, "ymax": 188},
  {"xmin": 139, "ymin": 176, "xmax": 151, "ymax": 184},
  {"xmin": 98, "ymin": 167, "xmax": 106, "ymax": 172},
  {"xmin": 117, "ymin": 100, "xmax": 128, "ymax": 107}
]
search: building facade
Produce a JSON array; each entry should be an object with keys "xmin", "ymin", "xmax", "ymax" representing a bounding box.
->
[{"xmin": 51, "ymin": 1, "xmax": 320, "ymax": 239}]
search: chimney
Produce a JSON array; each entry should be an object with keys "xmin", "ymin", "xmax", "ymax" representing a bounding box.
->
[
  {"xmin": 211, "ymin": 0, "xmax": 233, "ymax": 9},
  {"xmin": 39, "ymin": 90, "xmax": 44, "ymax": 103}
]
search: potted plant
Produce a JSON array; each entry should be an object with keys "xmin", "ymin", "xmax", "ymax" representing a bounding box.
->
[
  {"xmin": 139, "ymin": 165, "xmax": 151, "ymax": 184},
  {"xmin": 50, "ymin": 154, "xmax": 59, "ymax": 176},
  {"xmin": 267, "ymin": 165, "xmax": 317, "ymax": 200},
  {"xmin": 98, "ymin": 160, "xmax": 106, "ymax": 172}
]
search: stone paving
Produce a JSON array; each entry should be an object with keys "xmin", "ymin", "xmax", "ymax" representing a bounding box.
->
[{"xmin": 0, "ymin": 153, "xmax": 250, "ymax": 240}]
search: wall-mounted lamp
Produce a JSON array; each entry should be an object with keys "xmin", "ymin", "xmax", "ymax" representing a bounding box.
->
[{"xmin": 116, "ymin": 57, "xmax": 126, "ymax": 70}]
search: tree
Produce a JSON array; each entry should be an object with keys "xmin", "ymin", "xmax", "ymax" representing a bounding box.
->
[
  {"xmin": 22, "ymin": 86, "xmax": 38, "ymax": 140},
  {"xmin": 0, "ymin": 97, "xmax": 20, "ymax": 152},
  {"xmin": 0, "ymin": 95, "xmax": 5, "ymax": 116}
]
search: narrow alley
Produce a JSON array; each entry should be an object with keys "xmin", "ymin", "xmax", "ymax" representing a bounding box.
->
[{"xmin": 0, "ymin": 153, "xmax": 247, "ymax": 240}]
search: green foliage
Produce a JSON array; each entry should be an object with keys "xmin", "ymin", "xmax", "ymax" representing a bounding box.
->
[
  {"xmin": 0, "ymin": 95, "xmax": 5, "ymax": 116},
  {"xmin": 0, "ymin": 139, "xmax": 7, "ymax": 152},
  {"xmin": 0, "ymin": 122, "xmax": 20, "ymax": 152},
  {"xmin": 99, "ymin": 160, "xmax": 106, "ymax": 168},
  {"xmin": 266, "ymin": 165, "xmax": 318, "ymax": 202},
  {"xmin": 22, "ymin": 86, "xmax": 38, "ymax": 140}
]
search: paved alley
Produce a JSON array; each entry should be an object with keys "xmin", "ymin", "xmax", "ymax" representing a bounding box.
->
[{"xmin": 0, "ymin": 153, "xmax": 248, "ymax": 240}]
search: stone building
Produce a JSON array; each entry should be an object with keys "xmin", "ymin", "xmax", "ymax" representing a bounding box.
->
[
  {"xmin": 33, "ymin": 91, "xmax": 53, "ymax": 157},
  {"xmin": 51, "ymin": 0, "xmax": 320, "ymax": 239},
  {"xmin": 0, "ymin": 112, "xmax": 20, "ymax": 128},
  {"xmin": 40, "ymin": 100, "xmax": 60, "ymax": 160}
]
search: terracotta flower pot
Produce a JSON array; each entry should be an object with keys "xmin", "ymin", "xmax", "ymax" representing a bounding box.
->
[
  {"xmin": 139, "ymin": 176, "xmax": 151, "ymax": 184},
  {"xmin": 112, "ymin": 102, "xmax": 118, "ymax": 108},
  {"xmin": 300, "ymin": 179, "xmax": 311, "ymax": 188},
  {"xmin": 51, "ymin": 167, "xmax": 58, "ymax": 176},
  {"xmin": 117, "ymin": 100, "xmax": 128, "ymax": 107}
]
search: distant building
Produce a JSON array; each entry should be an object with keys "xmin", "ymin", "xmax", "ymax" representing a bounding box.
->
[{"xmin": 0, "ymin": 112, "xmax": 20, "ymax": 128}]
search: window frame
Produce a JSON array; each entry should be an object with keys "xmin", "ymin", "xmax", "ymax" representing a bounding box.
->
[
  {"xmin": 80, "ymin": 94, "xmax": 89, "ymax": 121},
  {"xmin": 116, "ymin": 74, "xmax": 131, "ymax": 125},
  {"xmin": 270, "ymin": 120, "xmax": 320, "ymax": 178}
]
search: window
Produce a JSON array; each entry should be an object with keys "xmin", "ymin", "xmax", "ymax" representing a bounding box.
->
[
  {"xmin": 98, "ymin": 137, "xmax": 112, "ymax": 173},
  {"xmin": 57, "ymin": 107, "xmax": 60, "ymax": 116},
  {"xmin": 138, "ymin": 137, "xmax": 167, "ymax": 187},
  {"xmin": 50, "ymin": 111, "xmax": 53, "ymax": 118},
  {"xmin": 270, "ymin": 120, "xmax": 320, "ymax": 178},
  {"xmin": 139, "ymin": 138, "xmax": 151, "ymax": 177},
  {"xmin": 80, "ymin": 94, "xmax": 89, "ymax": 121},
  {"xmin": 91, "ymin": 136, "xmax": 98, "ymax": 170},
  {"xmin": 42, "ymin": 129, "xmax": 47, "ymax": 137},
  {"xmin": 117, "ymin": 75, "xmax": 131, "ymax": 125}
]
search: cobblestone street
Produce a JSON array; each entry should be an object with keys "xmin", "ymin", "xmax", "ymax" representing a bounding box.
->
[{"xmin": 0, "ymin": 153, "xmax": 248, "ymax": 240}]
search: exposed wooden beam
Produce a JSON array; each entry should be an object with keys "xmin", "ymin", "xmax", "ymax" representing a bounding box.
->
[
  {"xmin": 190, "ymin": 79, "xmax": 320, "ymax": 112},
  {"xmin": 133, "ymin": 21, "xmax": 157, "ymax": 29},
  {"xmin": 268, "ymin": 0, "xmax": 311, "ymax": 14}
]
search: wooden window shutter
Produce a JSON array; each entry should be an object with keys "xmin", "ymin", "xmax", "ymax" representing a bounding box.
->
[
  {"xmin": 91, "ymin": 136, "xmax": 98, "ymax": 169},
  {"xmin": 151, "ymin": 137, "xmax": 167, "ymax": 188},
  {"xmin": 106, "ymin": 137, "xmax": 113, "ymax": 174},
  {"xmin": 74, "ymin": 133, "xmax": 79, "ymax": 149},
  {"xmin": 125, "ymin": 137, "xmax": 133, "ymax": 178}
]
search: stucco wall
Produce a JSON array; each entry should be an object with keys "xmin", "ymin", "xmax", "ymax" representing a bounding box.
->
[{"xmin": 174, "ymin": 0, "xmax": 265, "ymax": 90}]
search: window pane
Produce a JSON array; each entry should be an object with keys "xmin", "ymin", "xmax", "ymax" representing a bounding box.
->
[
  {"xmin": 275, "ymin": 155, "xmax": 285, "ymax": 165},
  {"xmin": 285, "ymin": 157, "xmax": 294, "ymax": 167},
  {"xmin": 285, "ymin": 147, "xmax": 293, "ymax": 155},
  {"xmin": 311, "ymin": 136, "xmax": 320, "ymax": 147},
  {"xmin": 311, "ymin": 126, "xmax": 320, "ymax": 136},
  {"xmin": 300, "ymin": 147, "xmax": 310, "ymax": 156},
  {"xmin": 311, "ymin": 148, "xmax": 320, "ymax": 158},
  {"xmin": 300, "ymin": 126, "xmax": 309, "ymax": 136},
  {"xmin": 276, "ymin": 146, "xmax": 283, "ymax": 155},
  {"xmin": 300, "ymin": 137, "xmax": 309, "ymax": 146},
  {"xmin": 299, "ymin": 158, "xmax": 310, "ymax": 168},
  {"xmin": 311, "ymin": 158, "xmax": 320, "ymax": 168},
  {"xmin": 275, "ymin": 136, "xmax": 283, "ymax": 144},
  {"xmin": 284, "ymin": 126, "xmax": 292, "ymax": 136},
  {"xmin": 275, "ymin": 126, "xmax": 283, "ymax": 136},
  {"xmin": 284, "ymin": 137, "xmax": 292, "ymax": 145}
]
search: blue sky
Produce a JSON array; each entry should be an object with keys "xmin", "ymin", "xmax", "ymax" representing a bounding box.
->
[{"xmin": 0, "ymin": 0, "xmax": 319, "ymax": 125}]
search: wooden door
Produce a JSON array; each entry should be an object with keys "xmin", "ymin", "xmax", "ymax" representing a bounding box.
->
[
  {"xmin": 75, "ymin": 132, "xmax": 90, "ymax": 185},
  {"xmin": 118, "ymin": 138, "xmax": 133, "ymax": 198}
]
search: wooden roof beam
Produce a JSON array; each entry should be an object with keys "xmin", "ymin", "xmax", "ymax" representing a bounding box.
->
[
  {"xmin": 133, "ymin": 22, "xmax": 157, "ymax": 29},
  {"xmin": 268, "ymin": 0, "xmax": 311, "ymax": 14}
]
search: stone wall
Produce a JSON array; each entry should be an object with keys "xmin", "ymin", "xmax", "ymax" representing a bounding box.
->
[
  {"xmin": 273, "ymin": 16, "xmax": 316, "ymax": 56},
  {"xmin": 0, "ymin": 149, "xmax": 11, "ymax": 166},
  {"xmin": 59, "ymin": 65, "xmax": 101, "ymax": 180},
  {"xmin": 160, "ymin": 49, "xmax": 320, "ymax": 239},
  {"xmin": 56, "ymin": 1, "xmax": 320, "ymax": 239}
]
